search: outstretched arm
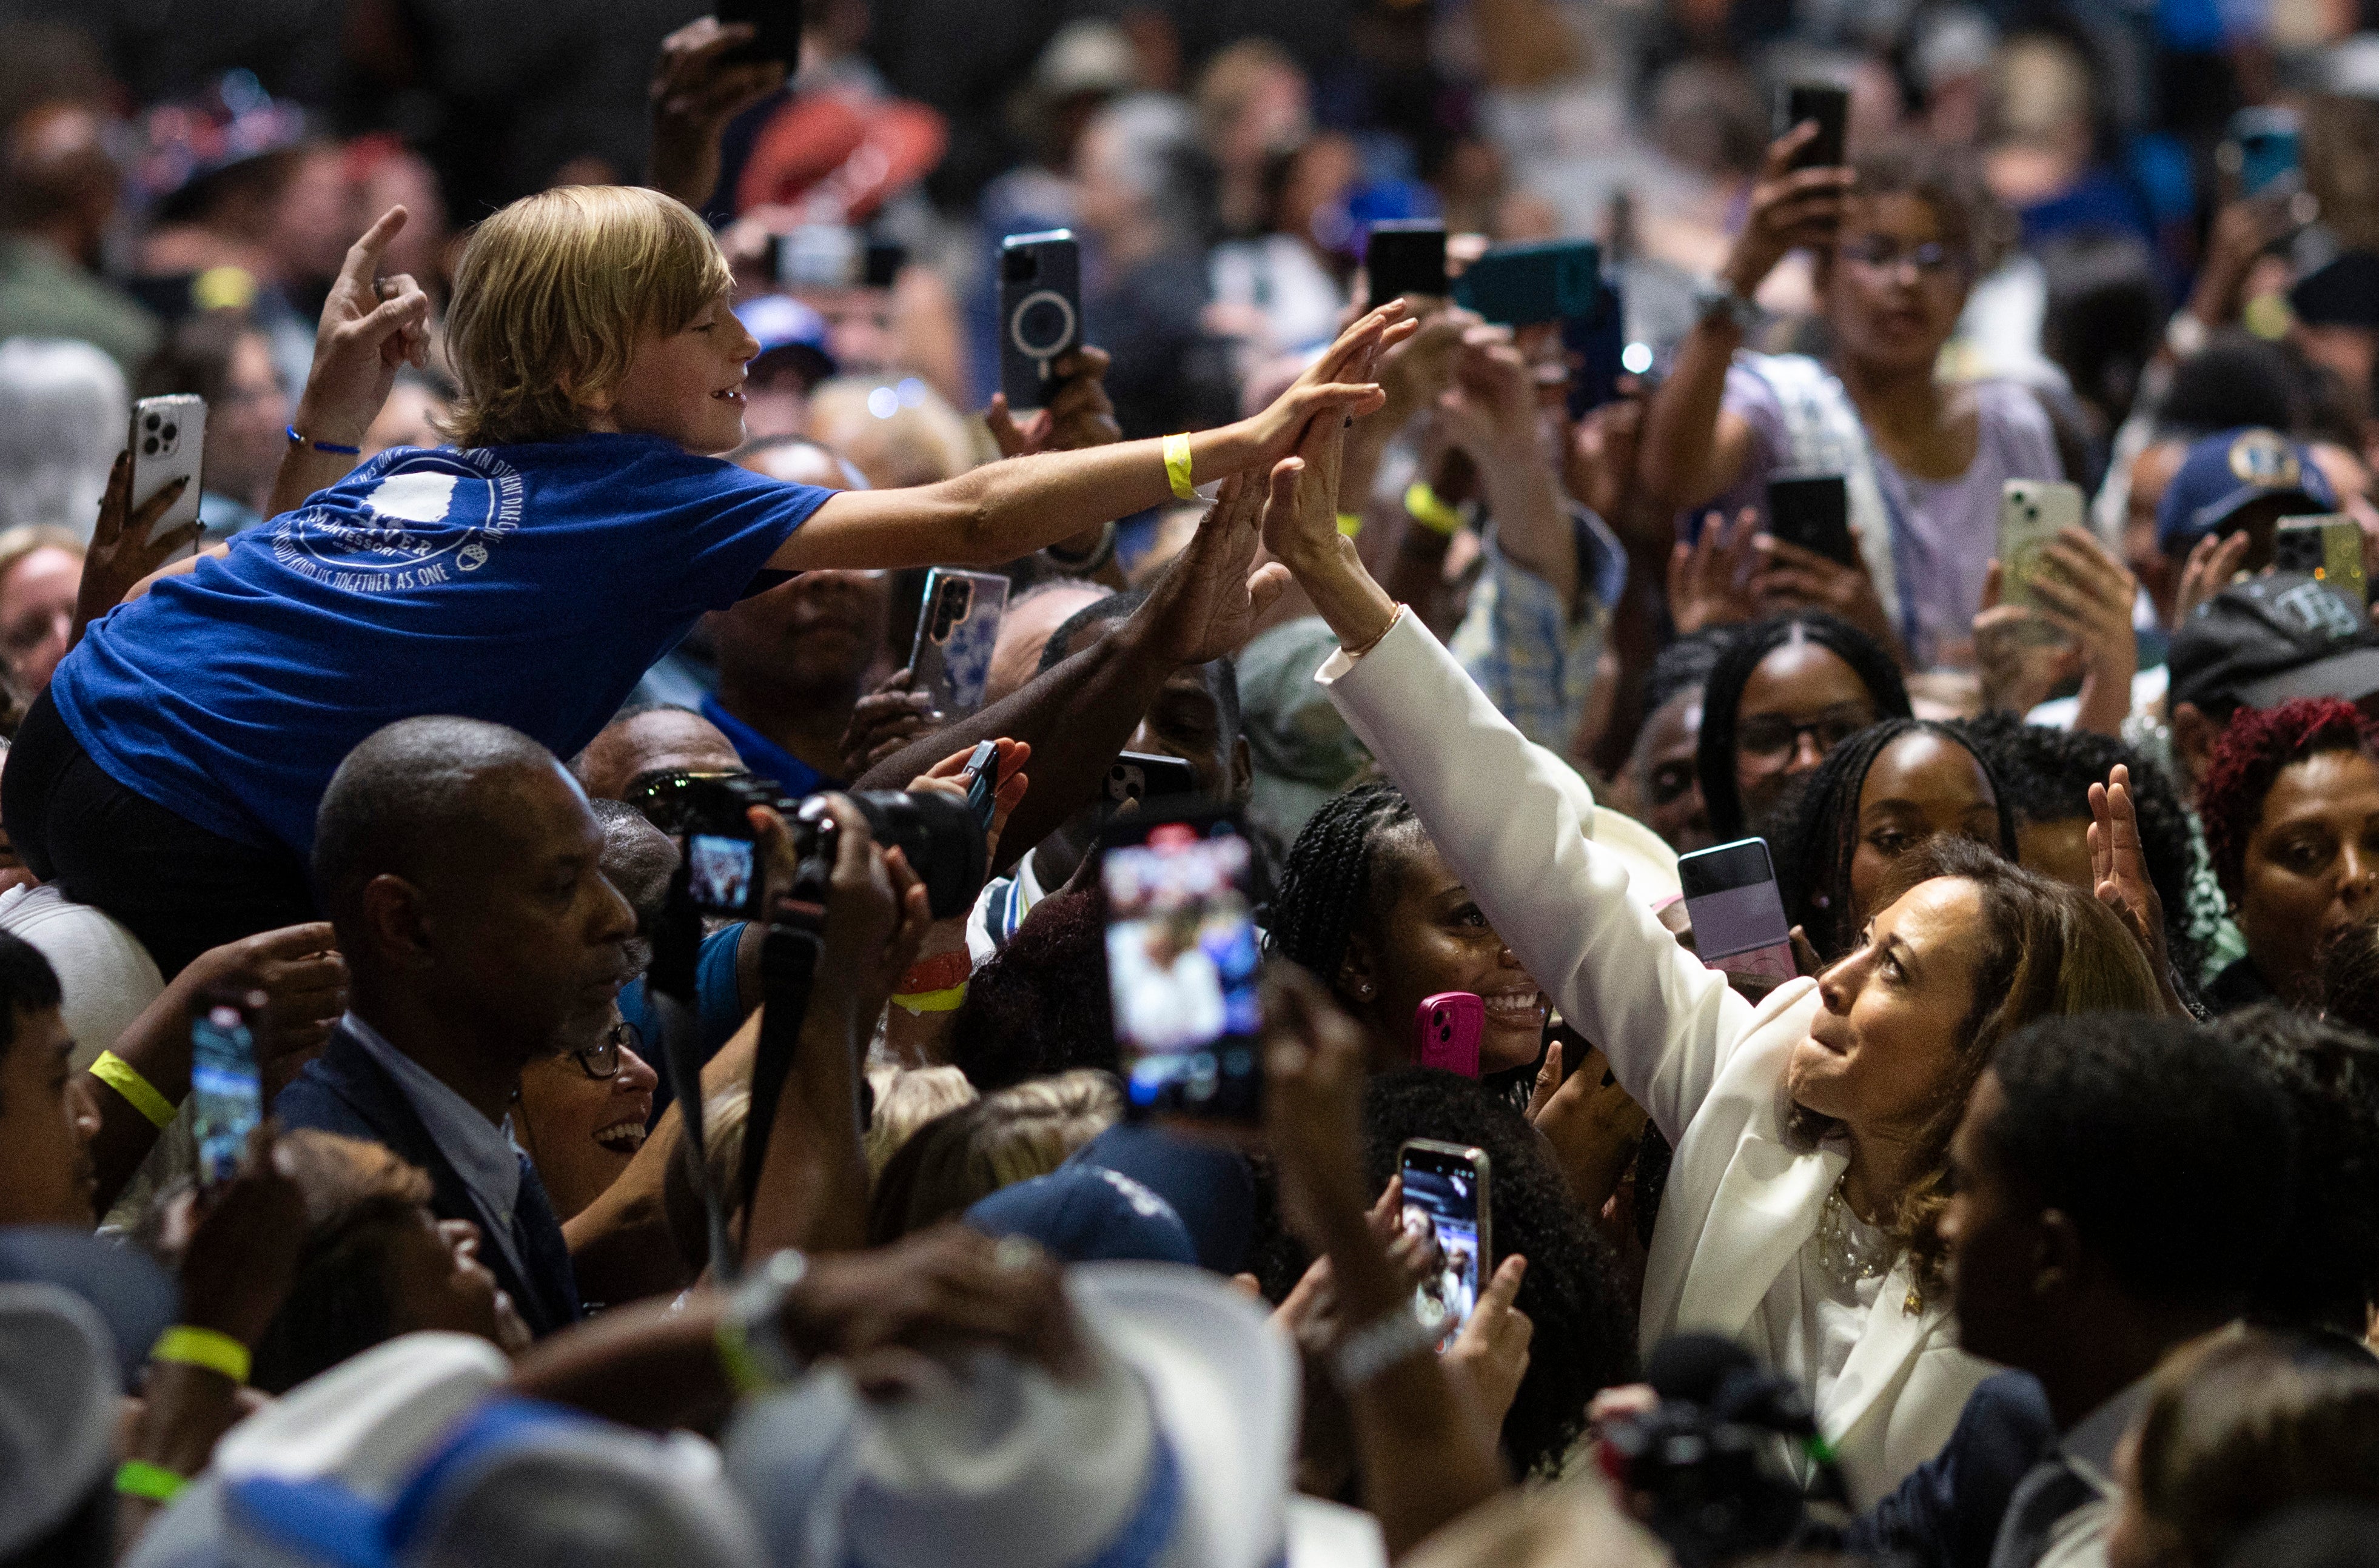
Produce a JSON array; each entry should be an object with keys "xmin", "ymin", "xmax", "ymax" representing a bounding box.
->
[
  {"xmin": 771, "ymin": 306, "xmax": 1412, "ymax": 572},
  {"xmin": 270, "ymin": 206, "xmax": 434, "ymax": 518}
]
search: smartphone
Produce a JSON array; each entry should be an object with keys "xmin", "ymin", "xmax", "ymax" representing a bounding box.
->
[
  {"xmin": 962, "ymin": 739, "xmax": 1001, "ymax": 833},
  {"xmin": 1364, "ymin": 221, "xmax": 1448, "ymax": 309},
  {"xmin": 1453, "ymin": 240, "xmax": 1598, "ymax": 327},
  {"xmin": 1676, "ymin": 837, "xmax": 1796, "ymax": 983},
  {"xmin": 2220, "ymin": 107, "xmax": 2301, "ymax": 197},
  {"xmin": 129, "ymin": 394, "xmax": 204, "ymax": 546},
  {"xmin": 190, "ymin": 991, "xmax": 264, "ymax": 1187},
  {"xmin": 1780, "ymin": 82, "xmax": 1850, "ymax": 171},
  {"xmin": 1106, "ymin": 751, "xmax": 1202, "ymax": 814},
  {"xmin": 999, "ymin": 230, "xmax": 1082, "ymax": 410},
  {"xmin": 771, "ymin": 224, "xmax": 861, "ymax": 290},
  {"xmin": 908, "ymin": 568, "xmax": 1010, "ymax": 720},
  {"xmin": 1399, "ymin": 1138, "xmax": 1492, "ymax": 1346},
  {"xmin": 716, "ymin": 0, "xmax": 804, "ymax": 71},
  {"xmin": 2273, "ymin": 516, "xmax": 2368, "ymax": 611},
  {"xmin": 1415, "ymin": 993, "xmax": 1483, "ymax": 1077},
  {"xmin": 1998, "ymin": 479, "xmax": 2085, "ymax": 633},
  {"xmin": 1563, "ymin": 273, "xmax": 1626, "ymax": 420},
  {"xmin": 863, "ymin": 238, "xmax": 907, "ymax": 289},
  {"xmin": 1763, "ymin": 474, "xmax": 1857, "ymax": 569},
  {"xmin": 1099, "ymin": 807, "xmax": 1264, "ymax": 1124}
]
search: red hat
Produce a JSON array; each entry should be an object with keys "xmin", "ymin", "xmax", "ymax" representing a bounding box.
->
[{"xmin": 735, "ymin": 92, "xmax": 946, "ymax": 223}]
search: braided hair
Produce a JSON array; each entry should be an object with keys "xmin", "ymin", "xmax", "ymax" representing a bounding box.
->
[
  {"xmin": 1696, "ymin": 612, "xmax": 1911, "ymax": 842},
  {"xmin": 1769, "ymin": 718, "xmax": 2016, "ymax": 960},
  {"xmin": 1264, "ymin": 783, "xmax": 1418, "ymax": 994}
]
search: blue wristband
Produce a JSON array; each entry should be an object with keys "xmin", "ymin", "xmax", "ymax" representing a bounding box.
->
[{"xmin": 287, "ymin": 424, "xmax": 360, "ymax": 456}]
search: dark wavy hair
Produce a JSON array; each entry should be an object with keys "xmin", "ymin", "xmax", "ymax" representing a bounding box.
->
[
  {"xmin": 2197, "ymin": 699, "xmax": 2379, "ymax": 905},
  {"xmin": 1769, "ymin": 718, "xmax": 2016, "ymax": 961},
  {"xmin": 1954, "ymin": 711, "xmax": 2204, "ymax": 985},
  {"xmin": 1695, "ymin": 612, "xmax": 1911, "ymax": 842},
  {"xmin": 947, "ymin": 891, "xmax": 1116, "ymax": 1091},
  {"xmin": 1263, "ymin": 783, "xmax": 1420, "ymax": 998},
  {"xmin": 1785, "ymin": 836, "xmax": 2160, "ymax": 1296},
  {"xmin": 2215, "ymin": 1002, "xmax": 2379, "ymax": 1336},
  {"xmin": 1358, "ymin": 1069, "xmax": 1637, "ymax": 1478}
]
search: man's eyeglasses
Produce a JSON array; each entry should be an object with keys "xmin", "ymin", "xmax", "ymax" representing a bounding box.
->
[
  {"xmin": 1737, "ymin": 707, "xmax": 1873, "ymax": 763},
  {"xmin": 1837, "ymin": 238, "xmax": 1965, "ymax": 279},
  {"xmin": 620, "ymin": 768, "xmax": 750, "ymax": 835},
  {"xmin": 569, "ymin": 1020, "xmax": 641, "ymax": 1081}
]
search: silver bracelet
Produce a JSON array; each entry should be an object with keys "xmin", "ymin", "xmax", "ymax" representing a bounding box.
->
[
  {"xmin": 1041, "ymin": 518, "xmax": 1118, "ymax": 575},
  {"xmin": 726, "ymin": 1247, "xmax": 811, "ymax": 1387},
  {"xmin": 1330, "ymin": 1299, "xmax": 1441, "ymax": 1390}
]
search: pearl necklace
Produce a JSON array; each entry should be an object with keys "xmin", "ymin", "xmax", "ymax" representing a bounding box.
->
[{"xmin": 1810, "ymin": 1180, "xmax": 1901, "ymax": 1295}]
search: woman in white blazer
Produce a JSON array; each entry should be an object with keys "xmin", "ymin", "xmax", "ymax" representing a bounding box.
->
[{"xmin": 1253, "ymin": 417, "xmax": 2163, "ymax": 1504}]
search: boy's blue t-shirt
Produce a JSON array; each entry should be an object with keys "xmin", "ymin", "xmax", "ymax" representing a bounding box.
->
[{"xmin": 52, "ymin": 434, "xmax": 833, "ymax": 856}]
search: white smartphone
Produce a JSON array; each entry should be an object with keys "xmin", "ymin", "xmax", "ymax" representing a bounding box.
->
[
  {"xmin": 129, "ymin": 394, "xmax": 206, "ymax": 546},
  {"xmin": 907, "ymin": 568, "xmax": 1011, "ymax": 720},
  {"xmin": 1997, "ymin": 479, "xmax": 2085, "ymax": 629},
  {"xmin": 1677, "ymin": 837, "xmax": 1796, "ymax": 983}
]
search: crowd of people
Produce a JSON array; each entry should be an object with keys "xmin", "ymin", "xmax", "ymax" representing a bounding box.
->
[{"xmin": 1, "ymin": 1, "xmax": 2378, "ymax": 1565}]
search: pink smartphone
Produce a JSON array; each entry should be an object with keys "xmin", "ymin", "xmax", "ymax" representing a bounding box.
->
[{"xmin": 1415, "ymin": 993, "xmax": 1485, "ymax": 1077}]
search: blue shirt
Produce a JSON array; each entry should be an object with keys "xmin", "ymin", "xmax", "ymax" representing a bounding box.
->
[
  {"xmin": 699, "ymin": 691, "xmax": 837, "ymax": 799},
  {"xmin": 620, "ymin": 921, "xmax": 748, "ymax": 1117},
  {"xmin": 53, "ymin": 434, "xmax": 831, "ymax": 854}
]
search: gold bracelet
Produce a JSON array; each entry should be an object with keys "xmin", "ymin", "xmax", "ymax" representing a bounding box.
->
[
  {"xmin": 1403, "ymin": 480, "xmax": 1464, "ymax": 537},
  {"xmin": 1341, "ymin": 604, "xmax": 1406, "ymax": 662},
  {"xmin": 1162, "ymin": 433, "xmax": 1196, "ymax": 501},
  {"xmin": 92, "ymin": 1050, "xmax": 175, "ymax": 1130}
]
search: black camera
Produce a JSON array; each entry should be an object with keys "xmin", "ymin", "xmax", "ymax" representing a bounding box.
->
[
  {"xmin": 928, "ymin": 575, "xmax": 973, "ymax": 640},
  {"xmin": 1597, "ymin": 1335, "xmax": 1842, "ymax": 1567},
  {"xmin": 668, "ymin": 774, "xmax": 989, "ymax": 922}
]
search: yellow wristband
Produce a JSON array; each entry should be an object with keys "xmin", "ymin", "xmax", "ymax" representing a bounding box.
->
[
  {"xmin": 714, "ymin": 1315, "xmax": 772, "ymax": 1396},
  {"xmin": 1336, "ymin": 512, "xmax": 1363, "ymax": 538},
  {"xmin": 152, "ymin": 1325, "xmax": 250, "ymax": 1385},
  {"xmin": 1162, "ymin": 432, "xmax": 1196, "ymax": 501},
  {"xmin": 1403, "ymin": 480, "xmax": 1463, "ymax": 537},
  {"xmin": 92, "ymin": 1050, "xmax": 175, "ymax": 1130},
  {"xmin": 116, "ymin": 1460, "xmax": 187, "ymax": 1504},
  {"xmin": 891, "ymin": 982, "xmax": 970, "ymax": 1015}
]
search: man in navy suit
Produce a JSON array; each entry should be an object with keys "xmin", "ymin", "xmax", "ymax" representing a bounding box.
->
[{"xmin": 275, "ymin": 715, "xmax": 637, "ymax": 1338}]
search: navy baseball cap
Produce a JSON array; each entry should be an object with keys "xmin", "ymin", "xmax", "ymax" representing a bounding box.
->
[
  {"xmin": 965, "ymin": 1167, "xmax": 1197, "ymax": 1267},
  {"xmin": 2156, "ymin": 427, "xmax": 2337, "ymax": 554},
  {"xmin": 734, "ymin": 293, "xmax": 837, "ymax": 388},
  {"xmin": 1067, "ymin": 1122, "xmax": 1256, "ymax": 1275}
]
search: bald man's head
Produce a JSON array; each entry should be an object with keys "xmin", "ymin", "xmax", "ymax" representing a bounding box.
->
[
  {"xmin": 572, "ymin": 705, "xmax": 744, "ymax": 802},
  {"xmin": 317, "ymin": 716, "xmax": 637, "ymax": 1059}
]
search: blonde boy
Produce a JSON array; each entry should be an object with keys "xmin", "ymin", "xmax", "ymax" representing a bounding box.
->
[{"xmin": 30, "ymin": 189, "xmax": 1397, "ymax": 969}]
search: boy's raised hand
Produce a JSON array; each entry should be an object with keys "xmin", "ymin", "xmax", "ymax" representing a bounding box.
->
[{"xmin": 293, "ymin": 205, "xmax": 433, "ymax": 452}]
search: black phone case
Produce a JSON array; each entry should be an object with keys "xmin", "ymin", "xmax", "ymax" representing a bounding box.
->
[
  {"xmin": 1766, "ymin": 475, "xmax": 1858, "ymax": 568},
  {"xmin": 716, "ymin": 0, "xmax": 803, "ymax": 69},
  {"xmin": 999, "ymin": 232, "xmax": 1082, "ymax": 410},
  {"xmin": 1782, "ymin": 85, "xmax": 1849, "ymax": 170},
  {"xmin": 1365, "ymin": 223, "xmax": 1448, "ymax": 308}
]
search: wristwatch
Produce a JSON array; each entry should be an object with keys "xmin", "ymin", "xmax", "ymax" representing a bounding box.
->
[{"xmin": 1692, "ymin": 278, "xmax": 1761, "ymax": 334}]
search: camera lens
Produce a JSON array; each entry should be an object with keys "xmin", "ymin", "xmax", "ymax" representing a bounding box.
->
[
  {"xmin": 850, "ymin": 790, "xmax": 987, "ymax": 919},
  {"xmin": 1003, "ymin": 248, "xmax": 1039, "ymax": 284},
  {"xmin": 143, "ymin": 437, "xmax": 159, "ymax": 455},
  {"xmin": 162, "ymin": 423, "xmax": 178, "ymax": 442},
  {"xmin": 144, "ymin": 413, "xmax": 160, "ymax": 431},
  {"xmin": 942, "ymin": 578, "xmax": 972, "ymax": 620}
]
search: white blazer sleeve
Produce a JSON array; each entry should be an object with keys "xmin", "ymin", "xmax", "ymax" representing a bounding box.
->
[{"xmin": 1316, "ymin": 611, "xmax": 1755, "ymax": 1144}]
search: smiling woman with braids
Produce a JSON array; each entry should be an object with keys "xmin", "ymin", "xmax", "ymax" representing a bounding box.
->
[
  {"xmin": 1266, "ymin": 783, "xmax": 1556, "ymax": 1104},
  {"xmin": 1257, "ymin": 403, "xmax": 2162, "ymax": 1504}
]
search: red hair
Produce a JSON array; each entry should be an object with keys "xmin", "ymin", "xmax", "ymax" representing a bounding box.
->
[{"xmin": 2198, "ymin": 698, "xmax": 2379, "ymax": 900}]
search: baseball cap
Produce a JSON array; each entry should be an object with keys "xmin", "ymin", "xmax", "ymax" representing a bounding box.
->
[
  {"xmin": 2169, "ymin": 572, "xmax": 2379, "ymax": 714},
  {"xmin": 735, "ymin": 293, "xmax": 838, "ymax": 387},
  {"xmin": 1065, "ymin": 1122, "xmax": 1256, "ymax": 1275},
  {"xmin": 967, "ymin": 1165, "xmax": 1198, "ymax": 1266},
  {"xmin": 2156, "ymin": 427, "xmax": 2337, "ymax": 554}
]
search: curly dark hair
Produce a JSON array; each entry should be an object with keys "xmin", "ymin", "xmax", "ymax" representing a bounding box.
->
[
  {"xmin": 2197, "ymin": 699, "xmax": 2379, "ymax": 904},
  {"xmin": 1262, "ymin": 783, "xmax": 1420, "ymax": 997},
  {"xmin": 1240, "ymin": 1068, "xmax": 1634, "ymax": 1480},
  {"xmin": 1696, "ymin": 612, "xmax": 1912, "ymax": 843},
  {"xmin": 1647, "ymin": 626, "xmax": 1736, "ymax": 717},
  {"xmin": 2214, "ymin": 1003, "xmax": 2379, "ymax": 1336},
  {"xmin": 1769, "ymin": 718, "xmax": 2016, "ymax": 960},
  {"xmin": 1954, "ymin": 712, "xmax": 2204, "ymax": 983},
  {"xmin": 1785, "ymin": 836, "xmax": 2160, "ymax": 1295},
  {"xmin": 947, "ymin": 891, "xmax": 1117, "ymax": 1091}
]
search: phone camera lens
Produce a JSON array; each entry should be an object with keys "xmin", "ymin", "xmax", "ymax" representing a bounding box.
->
[
  {"xmin": 142, "ymin": 436, "xmax": 159, "ymax": 455},
  {"xmin": 161, "ymin": 423, "xmax": 178, "ymax": 442},
  {"xmin": 144, "ymin": 413, "xmax": 160, "ymax": 431}
]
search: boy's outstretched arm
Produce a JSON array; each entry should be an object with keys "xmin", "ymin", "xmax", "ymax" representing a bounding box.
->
[
  {"xmin": 768, "ymin": 304, "xmax": 1412, "ymax": 572},
  {"xmin": 270, "ymin": 206, "xmax": 434, "ymax": 519}
]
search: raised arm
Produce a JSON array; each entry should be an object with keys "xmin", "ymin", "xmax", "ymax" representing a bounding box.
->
[
  {"xmin": 1261, "ymin": 414, "xmax": 1760, "ymax": 1142},
  {"xmin": 770, "ymin": 304, "xmax": 1414, "ymax": 572},
  {"xmin": 270, "ymin": 206, "xmax": 434, "ymax": 518}
]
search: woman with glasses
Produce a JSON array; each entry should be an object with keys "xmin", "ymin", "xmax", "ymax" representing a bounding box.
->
[
  {"xmin": 1697, "ymin": 611, "xmax": 1913, "ymax": 843},
  {"xmin": 514, "ymin": 1012, "xmax": 659, "ymax": 1224},
  {"xmin": 1640, "ymin": 129, "xmax": 2064, "ymax": 672}
]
